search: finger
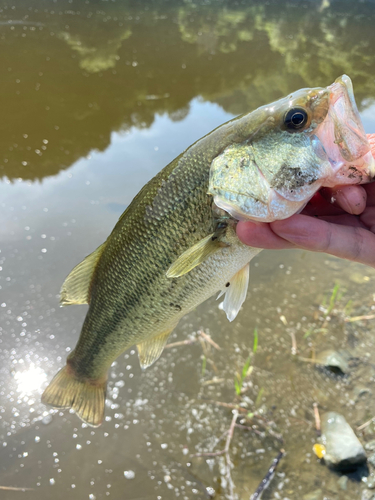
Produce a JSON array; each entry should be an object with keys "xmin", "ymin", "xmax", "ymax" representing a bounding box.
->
[
  {"xmin": 360, "ymin": 206, "xmax": 375, "ymax": 231},
  {"xmin": 270, "ymin": 214, "xmax": 375, "ymax": 268},
  {"xmin": 320, "ymin": 185, "xmax": 367, "ymax": 215},
  {"xmin": 317, "ymin": 214, "xmax": 367, "ymax": 228},
  {"xmin": 364, "ymin": 183, "xmax": 375, "ymax": 207},
  {"xmin": 236, "ymin": 220, "xmax": 295, "ymax": 250}
]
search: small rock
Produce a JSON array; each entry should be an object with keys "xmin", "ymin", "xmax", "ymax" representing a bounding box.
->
[
  {"xmin": 321, "ymin": 412, "xmax": 367, "ymax": 471},
  {"xmin": 302, "ymin": 489, "xmax": 322, "ymax": 500},
  {"xmin": 365, "ymin": 440, "xmax": 375, "ymax": 452},
  {"xmin": 354, "ymin": 387, "xmax": 371, "ymax": 401},
  {"xmin": 315, "ymin": 350, "xmax": 350, "ymax": 374},
  {"xmin": 337, "ymin": 475, "xmax": 348, "ymax": 490}
]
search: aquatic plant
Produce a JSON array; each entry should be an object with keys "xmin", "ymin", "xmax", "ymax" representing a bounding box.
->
[{"xmin": 234, "ymin": 328, "xmax": 258, "ymax": 395}]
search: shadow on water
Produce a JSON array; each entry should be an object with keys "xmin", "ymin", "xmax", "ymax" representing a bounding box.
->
[{"xmin": 2, "ymin": 1, "xmax": 375, "ymax": 499}]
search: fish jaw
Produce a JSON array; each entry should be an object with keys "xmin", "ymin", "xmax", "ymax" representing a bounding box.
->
[{"xmin": 316, "ymin": 74, "xmax": 375, "ymax": 186}]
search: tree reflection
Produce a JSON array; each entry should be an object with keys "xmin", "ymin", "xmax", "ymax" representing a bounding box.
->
[{"xmin": 1, "ymin": 0, "xmax": 375, "ymax": 180}]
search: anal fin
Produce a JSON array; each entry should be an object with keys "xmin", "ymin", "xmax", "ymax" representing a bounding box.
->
[
  {"xmin": 60, "ymin": 242, "xmax": 106, "ymax": 306},
  {"xmin": 220, "ymin": 263, "xmax": 250, "ymax": 322},
  {"xmin": 137, "ymin": 329, "xmax": 174, "ymax": 370},
  {"xmin": 166, "ymin": 233, "xmax": 227, "ymax": 278}
]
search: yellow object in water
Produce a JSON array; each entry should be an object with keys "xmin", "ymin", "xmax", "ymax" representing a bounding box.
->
[{"xmin": 313, "ymin": 443, "xmax": 326, "ymax": 459}]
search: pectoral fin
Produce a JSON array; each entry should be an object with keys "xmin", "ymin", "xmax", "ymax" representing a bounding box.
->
[
  {"xmin": 137, "ymin": 328, "xmax": 175, "ymax": 370},
  {"xmin": 60, "ymin": 242, "xmax": 107, "ymax": 306},
  {"xmin": 166, "ymin": 233, "xmax": 226, "ymax": 278},
  {"xmin": 219, "ymin": 263, "xmax": 250, "ymax": 322}
]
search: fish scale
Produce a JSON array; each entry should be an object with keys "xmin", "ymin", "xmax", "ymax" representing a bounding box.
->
[
  {"xmin": 68, "ymin": 127, "xmax": 241, "ymax": 372},
  {"xmin": 42, "ymin": 75, "xmax": 375, "ymax": 426}
]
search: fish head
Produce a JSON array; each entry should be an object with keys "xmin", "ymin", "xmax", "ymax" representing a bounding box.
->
[{"xmin": 208, "ymin": 74, "xmax": 375, "ymax": 222}]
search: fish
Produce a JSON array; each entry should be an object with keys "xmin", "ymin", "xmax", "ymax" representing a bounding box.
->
[{"xmin": 41, "ymin": 75, "xmax": 375, "ymax": 426}]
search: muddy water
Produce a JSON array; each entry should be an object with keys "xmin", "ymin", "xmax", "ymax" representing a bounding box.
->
[{"xmin": 2, "ymin": 1, "xmax": 375, "ymax": 499}]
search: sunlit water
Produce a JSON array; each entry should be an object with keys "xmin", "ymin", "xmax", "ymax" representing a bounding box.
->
[{"xmin": 2, "ymin": 1, "xmax": 375, "ymax": 499}]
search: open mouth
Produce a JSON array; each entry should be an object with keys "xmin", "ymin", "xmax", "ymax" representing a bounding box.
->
[
  {"xmin": 328, "ymin": 75, "xmax": 370, "ymax": 162},
  {"xmin": 315, "ymin": 75, "xmax": 375, "ymax": 183}
]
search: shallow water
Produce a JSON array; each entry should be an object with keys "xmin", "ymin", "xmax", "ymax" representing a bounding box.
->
[{"xmin": 2, "ymin": 1, "xmax": 375, "ymax": 499}]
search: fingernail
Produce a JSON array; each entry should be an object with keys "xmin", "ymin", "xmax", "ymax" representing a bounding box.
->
[{"xmin": 336, "ymin": 191, "xmax": 354, "ymax": 214}]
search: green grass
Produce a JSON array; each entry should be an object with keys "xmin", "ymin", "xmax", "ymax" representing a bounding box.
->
[
  {"xmin": 234, "ymin": 328, "xmax": 258, "ymax": 395},
  {"xmin": 253, "ymin": 327, "xmax": 258, "ymax": 354},
  {"xmin": 322, "ymin": 283, "xmax": 343, "ymax": 317},
  {"xmin": 304, "ymin": 284, "xmax": 346, "ymax": 339},
  {"xmin": 303, "ymin": 326, "xmax": 314, "ymax": 339},
  {"xmin": 234, "ymin": 356, "xmax": 252, "ymax": 395},
  {"xmin": 255, "ymin": 387, "xmax": 264, "ymax": 406},
  {"xmin": 343, "ymin": 299, "xmax": 353, "ymax": 317},
  {"xmin": 326, "ymin": 283, "xmax": 340, "ymax": 316}
]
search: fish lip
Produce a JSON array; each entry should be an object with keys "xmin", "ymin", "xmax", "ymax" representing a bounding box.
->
[
  {"xmin": 321, "ymin": 74, "xmax": 375, "ymax": 180},
  {"xmin": 327, "ymin": 75, "xmax": 367, "ymax": 156},
  {"xmin": 328, "ymin": 75, "xmax": 357, "ymax": 110}
]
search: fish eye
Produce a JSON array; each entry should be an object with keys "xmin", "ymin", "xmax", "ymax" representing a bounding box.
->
[{"xmin": 284, "ymin": 107, "xmax": 308, "ymax": 130}]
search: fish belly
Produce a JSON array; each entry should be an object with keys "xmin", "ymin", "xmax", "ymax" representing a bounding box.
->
[{"xmin": 71, "ymin": 239, "xmax": 260, "ymax": 378}]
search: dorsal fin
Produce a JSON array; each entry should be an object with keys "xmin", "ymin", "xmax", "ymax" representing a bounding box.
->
[
  {"xmin": 166, "ymin": 233, "xmax": 227, "ymax": 278},
  {"xmin": 137, "ymin": 328, "xmax": 174, "ymax": 370},
  {"xmin": 218, "ymin": 263, "xmax": 250, "ymax": 322},
  {"xmin": 60, "ymin": 242, "xmax": 106, "ymax": 306}
]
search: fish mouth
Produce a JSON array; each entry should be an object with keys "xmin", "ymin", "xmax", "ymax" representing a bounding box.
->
[{"xmin": 316, "ymin": 74, "xmax": 375, "ymax": 184}]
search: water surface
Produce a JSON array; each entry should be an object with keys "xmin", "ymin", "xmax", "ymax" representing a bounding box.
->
[{"xmin": 2, "ymin": 1, "xmax": 375, "ymax": 499}]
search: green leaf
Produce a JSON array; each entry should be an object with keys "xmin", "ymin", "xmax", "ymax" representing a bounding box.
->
[
  {"xmin": 242, "ymin": 356, "xmax": 251, "ymax": 379},
  {"xmin": 303, "ymin": 327, "xmax": 314, "ymax": 339},
  {"xmin": 234, "ymin": 377, "xmax": 241, "ymax": 396},
  {"xmin": 344, "ymin": 299, "xmax": 353, "ymax": 316},
  {"xmin": 326, "ymin": 283, "xmax": 340, "ymax": 316},
  {"xmin": 253, "ymin": 328, "xmax": 258, "ymax": 354},
  {"xmin": 255, "ymin": 387, "xmax": 264, "ymax": 406}
]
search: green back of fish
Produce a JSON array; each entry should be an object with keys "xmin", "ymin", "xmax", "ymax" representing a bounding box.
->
[{"xmin": 68, "ymin": 112, "xmax": 257, "ymax": 377}]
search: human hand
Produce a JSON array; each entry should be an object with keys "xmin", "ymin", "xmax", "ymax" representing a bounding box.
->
[{"xmin": 236, "ymin": 183, "xmax": 375, "ymax": 268}]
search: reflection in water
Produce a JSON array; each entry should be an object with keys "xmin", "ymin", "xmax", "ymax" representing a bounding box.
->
[
  {"xmin": 58, "ymin": 27, "xmax": 132, "ymax": 73},
  {"xmin": 2, "ymin": 1, "xmax": 375, "ymax": 500},
  {"xmin": 14, "ymin": 365, "xmax": 47, "ymax": 396},
  {"xmin": 1, "ymin": 1, "xmax": 375, "ymax": 179}
]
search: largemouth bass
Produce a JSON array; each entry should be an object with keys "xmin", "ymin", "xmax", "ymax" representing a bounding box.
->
[{"xmin": 42, "ymin": 75, "xmax": 375, "ymax": 426}]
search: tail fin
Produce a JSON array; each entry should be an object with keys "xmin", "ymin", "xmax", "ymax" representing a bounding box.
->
[{"xmin": 41, "ymin": 366, "xmax": 106, "ymax": 427}]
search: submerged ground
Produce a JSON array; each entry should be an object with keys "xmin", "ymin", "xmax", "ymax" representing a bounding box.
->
[{"xmin": 2, "ymin": 1, "xmax": 375, "ymax": 499}]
